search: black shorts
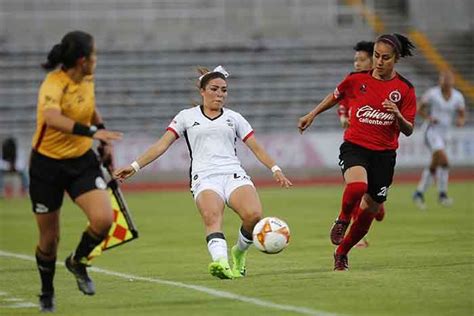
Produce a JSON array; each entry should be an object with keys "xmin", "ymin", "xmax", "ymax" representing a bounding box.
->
[
  {"xmin": 29, "ymin": 149, "xmax": 106, "ymax": 213},
  {"xmin": 338, "ymin": 141, "xmax": 396, "ymax": 203}
]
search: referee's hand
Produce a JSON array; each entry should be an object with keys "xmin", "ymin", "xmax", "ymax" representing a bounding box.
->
[{"xmin": 93, "ymin": 130, "xmax": 123, "ymax": 143}]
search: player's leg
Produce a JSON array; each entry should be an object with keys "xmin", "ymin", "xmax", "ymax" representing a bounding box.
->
[
  {"xmin": 227, "ymin": 180, "xmax": 262, "ymax": 277},
  {"xmin": 195, "ymin": 186, "xmax": 233, "ymax": 279},
  {"xmin": 334, "ymin": 150, "xmax": 395, "ymax": 271},
  {"xmin": 35, "ymin": 211, "xmax": 60, "ymax": 312},
  {"xmin": 331, "ymin": 142, "xmax": 370, "ymax": 245},
  {"xmin": 435, "ymin": 149, "xmax": 452, "ymax": 206},
  {"xmin": 67, "ymin": 189, "xmax": 113, "ymax": 295},
  {"xmin": 413, "ymin": 127, "xmax": 441, "ymax": 209},
  {"xmin": 65, "ymin": 151, "xmax": 112, "ymax": 295},
  {"xmin": 29, "ymin": 150, "xmax": 65, "ymax": 312}
]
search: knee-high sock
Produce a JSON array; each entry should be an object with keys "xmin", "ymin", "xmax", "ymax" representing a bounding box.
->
[
  {"xmin": 416, "ymin": 168, "xmax": 434, "ymax": 193},
  {"xmin": 73, "ymin": 228, "xmax": 105, "ymax": 263},
  {"xmin": 35, "ymin": 247, "xmax": 56, "ymax": 294},
  {"xmin": 436, "ymin": 167, "xmax": 449, "ymax": 194},
  {"xmin": 336, "ymin": 208, "xmax": 375, "ymax": 255},
  {"xmin": 339, "ymin": 182, "xmax": 367, "ymax": 222},
  {"xmin": 206, "ymin": 232, "xmax": 228, "ymax": 261}
]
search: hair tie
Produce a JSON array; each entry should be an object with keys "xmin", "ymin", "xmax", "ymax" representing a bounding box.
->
[{"xmin": 198, "ymin": 65, "xmax": 230, "ymax": 81}]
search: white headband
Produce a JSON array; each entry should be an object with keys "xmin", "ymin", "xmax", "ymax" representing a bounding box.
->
[{"xmin": 198, "ymin": 65, "xmax": 230, "ymax": 81}]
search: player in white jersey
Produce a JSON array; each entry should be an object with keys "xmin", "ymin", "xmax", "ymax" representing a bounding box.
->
[
  {"xmin": 413, "ymin": 70, "xmax": 465, "ymax": 209},
  {"xmin": 114, "ymin": 66, "xmax": 292, "ymax": 279}
]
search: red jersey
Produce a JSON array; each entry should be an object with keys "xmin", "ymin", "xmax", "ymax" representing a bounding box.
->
[{"xmin": 333, "ymin": 70, "xmax": 416, "ymax": 150}]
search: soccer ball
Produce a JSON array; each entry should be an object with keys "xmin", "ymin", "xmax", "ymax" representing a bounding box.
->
[{"xmin": 252, "ymin": 217, "xmax": 290, "ymax": 254}]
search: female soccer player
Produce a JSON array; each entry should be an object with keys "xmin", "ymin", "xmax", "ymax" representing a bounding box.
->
[
  {"xmin": 299, "ymin": 33, "xmax": 416, "ymax": 271},
  {"xmin": 30, "ymin": 31, "xmax": 122, "ymax": 312},
  {"xmin": 336, "ymin": 40, "xmax": 385, "ymax": 249},
  {"xmin": 114, "ymin": 66, "xmax": 292, "ymax": 279},
  {"xmin": 412, "ymin": 69, "xmax": 465, "ymax": 209}
]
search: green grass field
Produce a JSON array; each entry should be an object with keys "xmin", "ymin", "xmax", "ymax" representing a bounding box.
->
[{"xmin": 1, "ymin": 182, "xmax": 473, "ymax": 316}]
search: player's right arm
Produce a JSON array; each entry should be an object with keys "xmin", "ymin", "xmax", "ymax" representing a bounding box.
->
[
  {"xmin": 298, "ymin": 92, "xmax": 339, "ymax": 134},
  {"xmin": 113, "ymin": 130, "xmax": 177, "ymax": 181}
]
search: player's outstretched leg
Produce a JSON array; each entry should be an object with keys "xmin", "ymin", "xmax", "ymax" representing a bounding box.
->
[
  {"xmin": 208, "ymin": 258, "xmax": 234, "ymax": 279},
  {"xmin": 65, "ymin": 254, "xmax": 95, "ymax": 295}
]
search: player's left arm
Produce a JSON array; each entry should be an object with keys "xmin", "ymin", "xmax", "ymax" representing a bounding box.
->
[
  {"xmin": 244, "ymin": 135, "xmax": 292, "ymax": 188},
  {"xmin": 456, "ymin": 108, "xmax": 466, "ymax": 127}
]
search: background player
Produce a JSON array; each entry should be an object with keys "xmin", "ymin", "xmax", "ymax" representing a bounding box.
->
[{"xmin": 412, "ymin": 69, "xmax": 466, "ymax": 209}]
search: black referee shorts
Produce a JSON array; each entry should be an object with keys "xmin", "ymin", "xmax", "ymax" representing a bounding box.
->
[
  {"xmin": 338, "ymin": 141, "xmax": 396, "ymax": 203},
  {"xmin": 29, "ymin": 149, "xmax": 107, "ymax": 214}
]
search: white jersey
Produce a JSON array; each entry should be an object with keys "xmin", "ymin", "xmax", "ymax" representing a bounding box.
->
[
  {"xmin": 167, "ymin": 106, "xmax": 254, "ymax": 182},
  {"xmin": 421, "ymin": 86, "xmax": 465, "ymax": 136}
]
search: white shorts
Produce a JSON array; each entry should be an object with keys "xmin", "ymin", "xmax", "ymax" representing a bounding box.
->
[
  {"xmin": 191, "ymin": 173, "xmax": 254, "ymax": 204},
  {"xmin": 424, "ymin": 126, "xmax": 447, "ymax": 152}
]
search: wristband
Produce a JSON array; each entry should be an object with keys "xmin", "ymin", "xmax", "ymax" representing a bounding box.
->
[
  {"xmin": 271, "ymin": 165, "xmax": 282, "ymax": 173},
  {"xmin": 131, "ymin": 161, "xmax": 140, "ymax": 172},
  {"xmin": 72, "ymin": 123, "xmax": 97, "ymax": 137}
]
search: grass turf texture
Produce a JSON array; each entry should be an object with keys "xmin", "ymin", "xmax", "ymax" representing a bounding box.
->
[{"xmin": 0, "ymin": 182, "xmax": 472, "ymax": 315}]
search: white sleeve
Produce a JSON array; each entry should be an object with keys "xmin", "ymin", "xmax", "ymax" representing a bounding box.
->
[
  {"xmin": 235, "ymin": 112, "xmax": 254, "ymax": 142},
  {"xmin": 167, "ymin": 111, "xmax": 186, "ymax": 138},
  {"xmin": 455, "ymin": 92, "xmax": 466, "ymax": 110},
  {"xmin": 421, "ymin": 88, "xmax": 434, "ymax": 104}
]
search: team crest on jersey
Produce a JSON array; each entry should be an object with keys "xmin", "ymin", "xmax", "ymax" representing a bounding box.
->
[
  {"xmin": 388, "ymin": 90, "xmax": 401, "ymax": 103},
  {"xmin": 226, "ymin": 119, "xmax": 233, "ymax": 127}
]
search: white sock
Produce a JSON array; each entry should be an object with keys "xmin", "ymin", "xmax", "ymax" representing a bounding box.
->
[
  {"xmin": 207, "ymin": 237, "xmax": 228, "ymax": 262},
  {"xmin": 436, "ymin": 167, "xmax": 449, "ymax": 194},
  {"xmin": 417, "ymin": 168, "xmax": 433, "ymax": 193},
  {"xmin": 236, "ymin": 227, "xmax": 253, "ymax": 252}
]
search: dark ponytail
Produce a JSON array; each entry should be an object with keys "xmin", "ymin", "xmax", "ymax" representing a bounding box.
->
[
  {"xmin": 41, "ymin": 30, "xmax": 94, "ymax": 70},
  {"xmin": 376, "ymin": 33, "xmax": 415, "ymax": 58},
  {"xmin": 393, "ymin": 33, "xmax": 415, "ymax": 58}
]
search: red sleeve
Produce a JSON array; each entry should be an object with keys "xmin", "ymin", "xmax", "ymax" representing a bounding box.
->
[
  {"xmin": 401, "ymin": 87, "xmax": 417, "ymax": 124},
  {"xmin": 334, "ymin": 74, "xmax": 353, "ymax": 103}
]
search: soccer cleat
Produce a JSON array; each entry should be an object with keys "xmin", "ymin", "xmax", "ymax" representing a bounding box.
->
[
  {"xmin": 330, "ymin": 219, "xmax": 350, "ymax": 245},
  {"xmin": 438, "ymin": 193, "xmax": 453, "ymax": 207},
  {"xmin": 412, "ymin": 191, "xmax": 427, "ymax": 210},
  {"xmin": 38, "ymin": 292, "xmax": 55, "ymax": 313},
  {"xmin": 334, "ymin": 252, "xmax": 349, "ymax": 271},
  {"xmin": 354, "ymin": 237, "xmax": 369, "ymax": 249},
  {"xmin": 65, "ymin": 254, "xmax": 95, "ymax": 295},
  {"xmin": 208, "ymin": 258, "xmax": 234, "ymax": 280},
  {"xmin": 231, "ymin": 245, "xmax": 247, "ymax": 278}
]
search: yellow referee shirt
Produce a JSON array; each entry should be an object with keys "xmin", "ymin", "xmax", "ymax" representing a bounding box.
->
[{"xmin": 32, "ymin": 69, "xmax": 95, "ymax": 159}]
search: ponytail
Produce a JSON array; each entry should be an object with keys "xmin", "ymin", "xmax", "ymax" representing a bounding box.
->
[
  {"xmin": 41, "ymin": 43, "xmax": 63, "ymax": 70},
  {"xmin": 393, "ymin": 33, "xmax": 415, "ymax": 58}
]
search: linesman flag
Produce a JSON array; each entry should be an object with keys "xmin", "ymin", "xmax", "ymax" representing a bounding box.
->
[{"xmin": 87, "ymin": 167, "xmax": 138, "ymax": 263}]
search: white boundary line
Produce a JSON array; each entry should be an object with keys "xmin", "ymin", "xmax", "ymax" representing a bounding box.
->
[{"xmin": 0, "ymin": 250, "xmax": 340, "ymax": 316}]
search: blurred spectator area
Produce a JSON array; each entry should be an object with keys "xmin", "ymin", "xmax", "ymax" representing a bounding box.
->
[{"xmin": 0, "ymin": 0, "xmax": 472, "ymax": 139}]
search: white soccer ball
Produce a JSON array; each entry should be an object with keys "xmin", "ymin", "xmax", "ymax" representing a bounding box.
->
[{"xmin": 252, "ymin": 217, "xmax": 290, "ymax": 254}]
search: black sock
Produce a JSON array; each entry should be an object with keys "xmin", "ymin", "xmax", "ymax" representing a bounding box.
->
[
  {"xmin": 73, "ymin": 229, "xmax": 104, "ymax": 263},
  {"xmin": 35, "ymin": 250, "xmax": 56, "ymax": 294},
  {"xmin": 240, "ymin": 226, "xmax": 253, "ymax": 241}
]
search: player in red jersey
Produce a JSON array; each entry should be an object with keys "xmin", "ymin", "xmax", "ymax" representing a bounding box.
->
[
  {"xmin": 299, "ymin": 33, "xmax": 416, "ymax": 270},
  {"xmin": 337, "ymin": 41, "xmax": 386, "ymax": 249}
]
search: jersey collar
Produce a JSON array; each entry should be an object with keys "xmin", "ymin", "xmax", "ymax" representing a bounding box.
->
[{"xmin": 200, "ymin": 105, "xmax": 224, "ymax": 121}]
